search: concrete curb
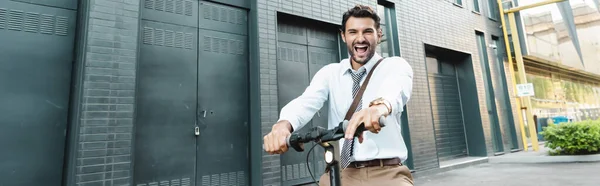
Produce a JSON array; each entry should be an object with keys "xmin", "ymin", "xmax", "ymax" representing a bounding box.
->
[{"xmin": 489, "ymin": 153, "xmax": 600, "ymax": 164}]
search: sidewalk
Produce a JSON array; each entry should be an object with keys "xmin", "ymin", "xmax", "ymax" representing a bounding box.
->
[
  {"xmin": 414, "ymin": 142, "xmax": 600, "ymax": 185},
  {"xmin": 414, "ymin": 161, "xmax": 600, "ymax": 186},
  {"xmin": 489, "ymin": 142, "xmax": 600, "ymax": 164}
]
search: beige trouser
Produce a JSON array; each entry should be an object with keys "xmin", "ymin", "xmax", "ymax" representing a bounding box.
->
[{"xmin": 318, "ymin": 164, "xmax": 414, "ymax": 186}]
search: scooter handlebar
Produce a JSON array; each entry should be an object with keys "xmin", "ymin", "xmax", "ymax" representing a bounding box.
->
[
  {"xmin": 262, "ymin": 116, "xmax": 387, "ymax": 152},
  {"xmin": 284, "ymin": 115, "xmax": 386, "ymax": 152}
]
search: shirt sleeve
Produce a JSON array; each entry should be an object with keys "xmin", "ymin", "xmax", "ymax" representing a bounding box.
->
[
  {"xmin": 376, "ymin": 57, "xmax": 413, "ymax": 116},
  {"xmin": 277, "ymin": 64, "xmax": 332, "ymax": 131}
]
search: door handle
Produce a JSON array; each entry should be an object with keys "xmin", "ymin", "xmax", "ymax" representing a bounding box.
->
[
  {"xmin": 201, "ymin": 110, "xmax": 207, "ymax": 118},
  {"xmin": 317, "ymin": 111, "xmax": 321, "ymax": 117},
  {"xmin": 195, "ymin": 126, "xmax": 200, "ymax": 136}
]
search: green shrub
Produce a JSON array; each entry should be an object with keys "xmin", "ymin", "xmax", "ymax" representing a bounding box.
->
[{"xmin": 540, "ymin": 119, "xmax": 600, "ymax": 155}]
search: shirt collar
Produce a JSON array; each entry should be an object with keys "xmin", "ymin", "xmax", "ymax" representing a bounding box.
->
[{"xmin": 340, "ymin": 52, "xmax": 383, "ymax": 76}]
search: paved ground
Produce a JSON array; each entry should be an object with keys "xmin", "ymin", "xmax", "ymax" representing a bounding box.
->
[
  {"xmin": 414, "ymin": 162, "xmax": 600, "ymax": 186},
  {"xmin": 489, "ymin": 144, "xmax": 600, "ymax": 164}
]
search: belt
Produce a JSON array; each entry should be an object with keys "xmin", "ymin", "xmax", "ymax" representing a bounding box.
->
[{"xmin": 349, "ymin": 157, "xmax": 402, "ymax": 168}]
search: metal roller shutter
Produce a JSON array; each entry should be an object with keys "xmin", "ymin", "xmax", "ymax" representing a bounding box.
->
[{"xmin": 427, "ymin": 56, "xmax": 468, "ymax": 161}]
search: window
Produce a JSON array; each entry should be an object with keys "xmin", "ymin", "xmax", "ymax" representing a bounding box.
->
[
  {"xmin": 491, "ymin": 36, "xmax": 502, "ymax": 62},
  {"xmin": 447, "ymin": 0, "xmax": 463, "ymax": 7},
  {"xmin": 454, "ymin": 0, "xmax": 463, "ymax": 6},
  {"xmin": 376, "ymin": 3, "xmax": 397, "ymax": 57},
  {"xmin": 487, "ymin": 0, "xmax": 500, "ymax": 20},
  {"xmin": 426, "ymin": 55, "xmax": 439, "ymax": 74},
  {"xmin": 473, "ymin": 0, "xmax": 480, "ymax": 12},
  {"xmin": 376, "ymin": 4, "xmax": 391, "ymax": 57}
]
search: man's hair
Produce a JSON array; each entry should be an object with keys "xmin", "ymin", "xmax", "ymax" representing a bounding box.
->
[{"xmin": 341, "ymin": 5, "xmax": 381, "ymax": 32}]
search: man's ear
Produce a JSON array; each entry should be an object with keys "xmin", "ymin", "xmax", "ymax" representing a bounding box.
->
[
  {"xmin": 377, "ymin": 28, "xmax": 383, "ymax": 43},
  {"xmin": 340, "ymin": 30, "xmax": 347, "ymax": 43}
]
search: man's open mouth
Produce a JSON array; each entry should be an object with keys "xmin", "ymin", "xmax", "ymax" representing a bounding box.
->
[{"xmin": 354, "ymin": 44, "xmax": 369, "ymax": 55}]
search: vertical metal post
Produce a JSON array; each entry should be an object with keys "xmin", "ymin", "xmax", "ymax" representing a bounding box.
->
[
  {"xmin": 496, "ymin": 0, "xmax": 529, "ymax": 151},
  {"xmin": 249, "ymin": 0, "xmax": 264, "ymax": 184},
  {"xmin": 508, "ymin": 12, "xmax": 540, "ymax": 151}
]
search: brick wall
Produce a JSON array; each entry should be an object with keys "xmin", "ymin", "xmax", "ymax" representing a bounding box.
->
[
  {"xmin": 74, "ymin": 0, "xmax": 140, "ymax": 185},
  {"xmin": 396, "ymin": 0, "xmax": 511, "ymax": 168},
  {"xmin": 258, "ymin": 0, "xmax": 520, "ymax": 184}
]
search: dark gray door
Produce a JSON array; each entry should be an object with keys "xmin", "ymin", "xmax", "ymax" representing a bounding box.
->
[
  {"xmin": 196, "ymin": 1, "xmax": 249, "ymax": 185},
  {"xmin": 277, "ymin": 41, "xmax": 315, "ymax": 185},
  {"xmin": 306, "ymin": 26, "xmax": 339, "ymax": 177},
  {"xmin": 277, "ymin": 18, "xmax": 339, "ymax": 185},
  {"xmin": 307, "ymin": 46, "xmax": 337, "ymax": 177},
  {"xmin": 0, "ymin": 0, "xmax": 77, "ymax": 185},
  {"xmin": 135, "ymin": 1, "xmax": 198, "ymax": 185},
  {"xmin": 277, "ymin": 21, "xmax": 313, "ymax": 186},
  {"xmin": 134, "ymin": 20, "xmax": 198, "ymax": 186},
  {"xmin": 427, "ymin": 56, "xmax": 468, "ymax": 161},
  {"xmin": 135, "ymin": 1, "xmax": 249, "ymax": 186}
]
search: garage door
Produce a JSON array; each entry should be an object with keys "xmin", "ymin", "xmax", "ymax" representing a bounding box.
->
[
  {"xmin": 277, "ymin": 17, "xmax": 340, "ymax": 185},
  {"xmin": 427, "ymin": 56, "xmax": 468, "ymax": 161},
  {"xmin": 0, "ymin": 0, "xmax": 77, "ymax": 185},
  {"xmin": 134, "ymin": 1, "xmax": 249, "ymax": 186}
]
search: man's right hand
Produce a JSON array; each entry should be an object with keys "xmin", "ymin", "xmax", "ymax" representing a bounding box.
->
[{"xmin": 263, "ymin": 120, "xmax": 293, "ymax": 155}]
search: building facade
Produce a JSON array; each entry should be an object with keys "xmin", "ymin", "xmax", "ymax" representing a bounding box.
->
[
  {"xmin": 517, "ymin": 0, "xmax": 600, "ymax": 126},
  {"xmin": 4, "ymin": 0, "xmax": 597, "ymax": 186}
]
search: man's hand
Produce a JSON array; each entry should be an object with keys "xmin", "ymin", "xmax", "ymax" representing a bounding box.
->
[
  {"xmin": 263, "ymin": 120, "xmax": 293, "ymax": 155},
  {"xmin": 344, "ymin": 104, "xmax": 388, "ymax": 143}
]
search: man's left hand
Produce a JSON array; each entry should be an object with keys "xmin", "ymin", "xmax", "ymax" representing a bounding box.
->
[{"xmin": 345, "ymin": 104, "xmax": 388, "ymax": 143}]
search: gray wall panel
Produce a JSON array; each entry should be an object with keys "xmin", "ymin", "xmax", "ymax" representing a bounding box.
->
[
  {"xmin": 199, "ymin": 0, "xmax": 247, "ymax": 35},
  {"xmin": 11, "ymin": 0, "xmax": 77, "ymax": 10},
  {"xmin": 0, "ymin": 1, "xmax": 77, "ymax": 185},
  {"xmin": 141, "ymin": 0, "xmax": 198, "ymax": 28}
]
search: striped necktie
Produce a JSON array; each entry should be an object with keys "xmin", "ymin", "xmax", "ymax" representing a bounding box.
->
[{"xmin": 340, "ymin": 67, "xmax": 366, "ymax": 169}]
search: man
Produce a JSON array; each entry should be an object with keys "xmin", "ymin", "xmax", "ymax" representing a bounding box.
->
[{"xmin": 263, "ymin": 4, "xmax": 414, "ymax": 186}]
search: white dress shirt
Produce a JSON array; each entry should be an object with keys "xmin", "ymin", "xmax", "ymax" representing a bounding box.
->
[{"xmin": 278, "ymin": 52, "xmax": 414, "ymax": 163}]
